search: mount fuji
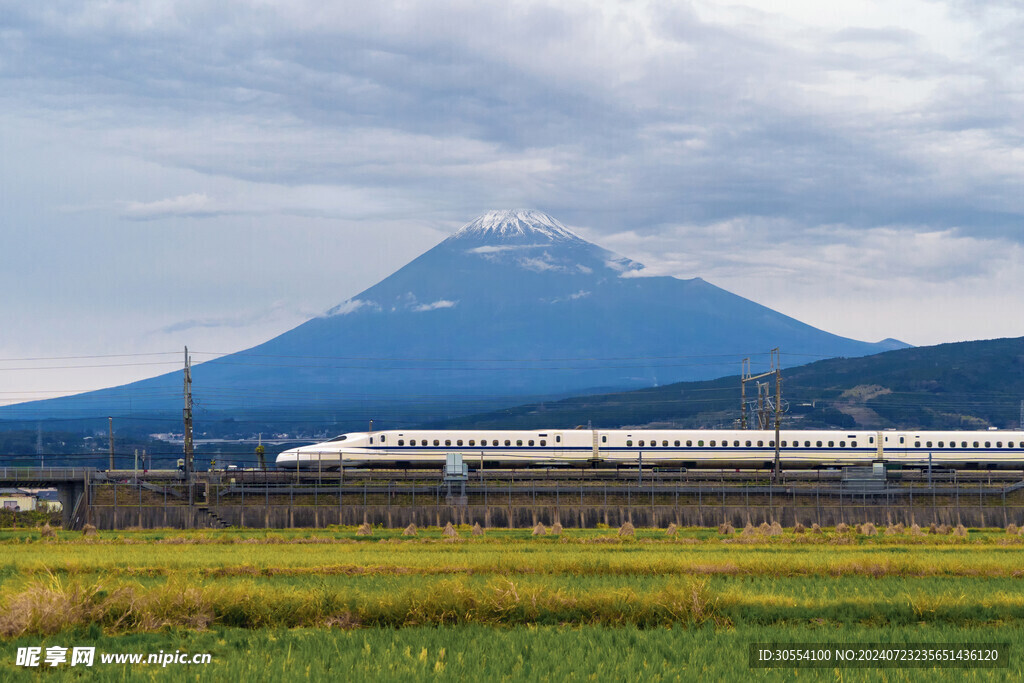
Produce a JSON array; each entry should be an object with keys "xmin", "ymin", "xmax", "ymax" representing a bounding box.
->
[{"xmin": 2, "ymin": 210, "xmax": 906, "ymax": 428}]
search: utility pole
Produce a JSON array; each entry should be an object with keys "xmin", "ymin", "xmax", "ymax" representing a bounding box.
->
[
  {"xmin": 740, "ymin": 358, "xmax": 750, "ymax": 429},
  {"xmin": 108, "ymin": 417, "xmax": 114, "ymax": 471},
  {"xmin": 772, "ymin": 347, "xmax": 782, "ymax": 482},
  {"xmin": 183, "ymin": 347, "xmax": 194, "ymax": 505},
  {"xmin": 741, "ymin": 354, "xmax": 779, "ymax": 431}
]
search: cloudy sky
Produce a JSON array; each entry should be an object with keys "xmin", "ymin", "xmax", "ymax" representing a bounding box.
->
[{"xmin": 2, "ymin": 0, "xmax": 1022, "ymax": 404}]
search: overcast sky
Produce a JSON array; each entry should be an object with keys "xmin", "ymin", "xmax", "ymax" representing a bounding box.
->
[{"xmin": 2, "ymin": 0, "xmax": 1023, "ymax": 405}]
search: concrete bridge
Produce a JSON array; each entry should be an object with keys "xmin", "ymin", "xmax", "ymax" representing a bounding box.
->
[{"xmin": 0, "ymin": 467, "xmax": 102, "ymax": 528}]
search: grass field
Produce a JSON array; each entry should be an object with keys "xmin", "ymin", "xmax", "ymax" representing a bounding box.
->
[{"xmin": 0, "ymin": 525, "xmax": 1021, "ymax": 680}]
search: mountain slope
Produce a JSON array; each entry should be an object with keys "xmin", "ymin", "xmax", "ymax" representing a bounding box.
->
[
  {"xmin": 1, "ymin": 210, "xmax": 906, "ymax": 428},
  {"xmin": 433, "ymin": 337, "xmax": 1024, "ymax": 431}
]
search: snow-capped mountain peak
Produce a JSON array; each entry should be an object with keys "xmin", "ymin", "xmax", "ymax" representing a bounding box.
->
[{"xmin": 450, "ymin": 209, "xmax": 584, "ymax": 242}]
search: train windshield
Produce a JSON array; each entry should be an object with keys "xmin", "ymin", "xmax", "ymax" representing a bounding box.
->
[{"xmin": 326, "ymin": 435, "xmax": 348, "ymax": 442}]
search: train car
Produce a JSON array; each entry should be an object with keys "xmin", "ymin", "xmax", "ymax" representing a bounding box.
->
[{"xmin": 276, "ymin": 428, "xmax": 1024, "ymax": 470}]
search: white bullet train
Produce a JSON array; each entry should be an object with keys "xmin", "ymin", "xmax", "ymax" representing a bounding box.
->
[{"xmin": 276, "ymin": 428, "xmax": 1024, "ymax": 470}]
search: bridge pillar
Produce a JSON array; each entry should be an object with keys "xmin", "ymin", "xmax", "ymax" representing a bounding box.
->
[{"xmin": 56, "ymin": 481, "xmax": 85, "ymax": 529}]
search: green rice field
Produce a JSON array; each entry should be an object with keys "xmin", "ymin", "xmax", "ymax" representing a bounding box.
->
[{"xmin": 0, "ymin": 525, "xmax": 1021, "ymax": 680}]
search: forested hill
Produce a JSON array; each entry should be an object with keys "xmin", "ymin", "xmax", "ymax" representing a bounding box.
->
[{"xmin": 432, "ymin": 337, "xmax": 1024, "ymax": 431}]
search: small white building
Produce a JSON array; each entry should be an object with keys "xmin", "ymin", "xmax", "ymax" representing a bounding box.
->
[{"xmin": 0, "ymin": 488, "xmax": 36, "ymax": 512}]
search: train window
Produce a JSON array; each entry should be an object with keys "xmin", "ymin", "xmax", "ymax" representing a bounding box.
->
[
  {"xmin": 804, "ymin": 441, "xmax": 811, "ymax": 447},
  {"xmin": 899, "ymin": 437, "xmax": 905, "ymax": 444},
  {"xmin": 985, "ymin": 441, "xmax": 991, "ymax": 448},
  {"xmin": 433, "ymin": 440, "xmax": 440, "ymax": 446},
  {"xmin": 398, "ymin": 439, "xmax": 405, "ymax": 446},
  {"xmin": 997, "ymin": 442, "xmax": 1002, "ymax": 448},
  {"xmin": 674, "ymin": 440, "xmax": 680, "ymax": 447},
  {"xmin": 556, "ymin": 436, "xmax": 561, "ymax": 443},
  {"xmin": 639, "ymin": 440, "xmax": 645, "ymax": 447},
  {"xmin": 380, "ymin": 435, "xmax": 385, "ymax": 442},
  {"xmin": 973, "ymin": 442, "xmax": 979, "ymax": 448},
  {"xmin": 781, "ymin": 441, "xmax": 787, "ymax": 447},
  {"xmin": 961, "ymin": 441, "xmax": 967, "ymax": 448},
  {"xmin": 663, "ymin": 440, "xmax": 669, "ymax": 447},
  {"xmin": 869, "ymin": 437, "xmax": 874, "ymax": 444},
  {"xmin": 733, "ymin": 440, "xmax": 740, "ymax": 447},
  {"xmin": 686, "ymin": 440, "xmax": 692, "ymax": 447},
  {"xmin": 914, "ymin": 441, "xmax": 920, "ymax": 448},
  {"xmin": 769, "ymin": 440, "xmax": 775, "ymax": 448},
  {"xmin": 516, "ymin": 440, "xmax": 523, "ymax": 446},
  {"xmin": 540, "ymin": 440, "xmax": 546, "ymax": 446},
  {"xmin": 601, "ymin": 436, "xmax": 607, "ymax": 443},
  {"xmin": 746, "ymin": 440, "xmax": 752, "ymax": 447},
  {"xmin": 457, "ymin": 440, "xmax": 463, "ymax": 447},
  {"xmin": 528, "ymin": 440, "xmax": 534, "ymax": 446},
  {"xmin": 445, "ymin": 440, "xmax": 451, "ymax": 446},
  {"xmin": 710, "ymin": 440, "xmax": 716, "ymax": 447},
  {"xmin": 627, "ymin": 440, "xmax": 633, "ymax": 447},
  {"xmin": 816, "ymin": 441, "xmax": 822, "ymax": 447},
  {"xmin": 926, "ymin": 441, "xmax": 932, "ymax": 448},
  {"xmin": 851, "ymin": 441, "xmax": 857, "ymax": 447},
  {"xmin": 697, "ymin": 440, "xmax": 704, "ymax": 447},
  {"xmin": 828, "ymin": 441, "xmax": 834, "ymax": 447},
  {"xmin": 469, "ymin": 440, "xmax": 475, "ymax": 446},
  {"xmin": 938, "ymin": 441, "xmax": 943, "ymax": 447},
  {"xmin": 505, "ymin": 440, "xmax": 511, "ymax": 446},
  {"xmin": 839, "ymin": 441, "xmax": 845, "ymax": 447}
]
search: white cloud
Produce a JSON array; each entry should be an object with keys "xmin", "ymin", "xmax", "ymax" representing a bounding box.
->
[
  {"xmin": 412, "ymin": 299, "xmax": 457, "ymax": 312},
  {"xmin": 119, "ymin": 193, "xmax": 219, "ymax": 221},
  {"xmin": 326, "ymin": 299, "xmax": 378, "ymax": 316}
]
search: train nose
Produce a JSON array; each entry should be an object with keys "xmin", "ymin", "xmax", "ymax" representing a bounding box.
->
[{"xmin": 276, "ymin": 447, "xmax": 300, "ymax": 468}]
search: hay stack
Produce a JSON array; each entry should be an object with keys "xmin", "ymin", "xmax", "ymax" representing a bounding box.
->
[
  {"xmin": 472, "ymin": 522, "xmax": 484, "ymax": 536},
  {"xmin": 793, "ymin": 522, "xmax": 806, "ymax": 534},
  {"xmin": 740, "ymin": 522, "xmax": 756, "ymax": 537},
  {"xmin": 937, "ymin": 523, "xmax": 951, "ymax": 535},
  {"xmin": 894, "ymin": 522, "xmax": 905, "ymax": 533},
  {"xmin": 82, "ymin": 524, "xmax": 98, "ymax": 537},
  {"xmin": 402, "ymin": 523, "xmax": 417, "ymax": 537},
  {"xmin": 1006, "ymin": 523, "xmax": 1019, "ymax": 535},
  {"xmin": 835, "ymin": 522, "xmax": 850, "ymax": 534},
  {"xmin": 442, "ymin": 522, "xmax": 458, "ymax": 538},
  {"xmin": 715, "ymin": 522, "xmax": 731, "ymax": 535},
  {"xmin": 810, "ymin": 523, "xmax": 823, "ymax": 534},
  {"xmin": 618, "ymin": 521, "xmax": 635, "ymax": 537},
  {"xmin": 909, "ymin": 523, "xmax": 924, "ymax": 537},
  {"xmin": 884, "ymin": 524, "xmax": 898, "ymax": 536},
  {"xmin": 758, "ymin": 522, "xmax": 771, "ymax": 534},
  {"xmin": 40, "ymin": 523, "xmax": 56, "ymax": 539},
  {"xmin": 953, "ymin": 524, "xmax": 968, "ymax": 538},
  {"xmin": 551, "ymin": 522, "xmax": 563, "ymax": 536},
  {"xmin": 860, "ymin": 522, "xmax": 878, "ymax": 536},
  {"xmin": 928, "ymin": 523, "xmax": 938, "ymax": 534},
  {"xmin": 769, "ymin": 521, "xmax": 784, "ymax": 536},
  {"xmin": 355, "ymin": 523, "xmax": 372, "ymax": 536},
  {"xmin": 531, "ymin": 523, "xmax": 547, "ymax": 536}
]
